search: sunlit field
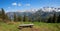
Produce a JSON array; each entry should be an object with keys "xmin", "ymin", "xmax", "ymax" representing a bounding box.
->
[{"xmin": 0, "ymin": 22, "xmax": 60, "ymax": 31}]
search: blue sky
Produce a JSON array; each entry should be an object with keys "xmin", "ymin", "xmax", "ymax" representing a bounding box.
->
[{"xmin": 0, "ymin": 0, "xmax": 60, "ymax": 12}]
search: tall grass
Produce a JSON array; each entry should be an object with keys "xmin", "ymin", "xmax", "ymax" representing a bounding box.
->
[{"xmin": 0, "ymin": 22, "xmax": 60, "ymax": 31}]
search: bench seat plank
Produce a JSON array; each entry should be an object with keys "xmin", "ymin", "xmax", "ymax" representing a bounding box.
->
[{"xmin": 19, "ymin": 24, "xmax": 34, "ymax": 26}]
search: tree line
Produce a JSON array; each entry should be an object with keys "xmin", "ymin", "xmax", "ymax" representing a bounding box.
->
[
  {"xmin": 0, "ymin": 8, "xmax": 60, "ymax": 23},
  {"xmin": 47, "ymin": 13, "xmax": 60, "ymax": 23},
  {"xmin": 13, "ymin": 12, "xmax": 29, "ymax": 22},
  {"xmin": 0, "ymin": 8, "xmax": 29, "ymax": 22}
]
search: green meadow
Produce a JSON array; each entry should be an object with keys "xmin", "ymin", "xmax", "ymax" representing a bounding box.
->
[{"xmin": 0, "ymin": 22, "xmax": 60, "ymax": 31}]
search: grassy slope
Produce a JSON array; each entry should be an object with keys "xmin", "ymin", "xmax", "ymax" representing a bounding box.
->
[{"xmin": 0, "ymin": 22, "xmax": 60, "ymax": 31}]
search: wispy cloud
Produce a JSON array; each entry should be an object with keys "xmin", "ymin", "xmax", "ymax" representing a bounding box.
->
[
  {"xmin": 12, "ymin": 2, "xmax": 17, "ymax": 6},
  {"xmin": 12, "ymin": 2, "xmax": 30, "ymax": 7},
  {"xmin": 12, "ymin": 2, "xmax": 22, "ymax": 6}
]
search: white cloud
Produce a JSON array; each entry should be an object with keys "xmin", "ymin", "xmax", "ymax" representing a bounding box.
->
[
  {"xmin": 18, "ymin": 3, "xmax": 22, "ymax": 6},
  {"xmin": 12, "ymin": 2, "xmax": 17, "ymax": 6},
  {"xmin": 12, "ymin": 3, "xmax": 31, "ymax": 7},
  {"xmin": 26, "ymin": 4, "xmax": 30, "ymax": 6}
]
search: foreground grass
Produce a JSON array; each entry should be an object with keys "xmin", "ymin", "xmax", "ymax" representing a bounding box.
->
[{"xmin": 0, "ymin": 22, "xmax": 60, "ymax": 31}]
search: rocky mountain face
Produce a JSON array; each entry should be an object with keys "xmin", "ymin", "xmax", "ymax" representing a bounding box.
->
[
  {"xmin": 6, "ymin": 7, "xmax": 60, "ymax": 21},
  {"xmin": 29, "ymin": 7, "xmax": 60, "ymax": 21}
]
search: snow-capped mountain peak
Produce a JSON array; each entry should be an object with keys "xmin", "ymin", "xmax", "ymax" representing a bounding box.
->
[{"xmin": 41, "ymin": 7, "xmax": 60, "ymax": 12}]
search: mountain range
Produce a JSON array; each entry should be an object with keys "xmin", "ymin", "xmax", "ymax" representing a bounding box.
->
[{"xmin": 6, "ymin": 7, "xmax": 60, "ymax": 21}]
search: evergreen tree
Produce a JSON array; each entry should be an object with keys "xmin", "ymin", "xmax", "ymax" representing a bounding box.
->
[
  {"xmin": 1, "ymin": 8, "xmax": 6, "ymax": 22},
  {"xmin": 52, "ymin": 14, "xmax": 57, "ymax": 23},
  {"xmin": 0, "ymin": 10, "xmax": 2, "ymax": 19},
  {"xmin": 23, "ymin": 14, "xmax": 26, "ymax": 22},
  {"xmin": 23, "ymin": 14, "xmax": 29, "ymax": 22},
  {"xmin": 57, "ymin": 15, "xmax": 60, "ymax": 23},
  {"xmin": 47, "ymin": 13, "xmax": 57, "ymax": 23},
  {"xmin": 14, "ymin": 13, "xmax": 17, "ymax": 22},
  {"xmin": 0, "ymin": 9, "xmax": 2, "ymax": 21}
]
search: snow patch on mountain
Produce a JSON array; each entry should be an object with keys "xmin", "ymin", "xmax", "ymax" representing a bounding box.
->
[{"xmin": 41, "ymin": 7, "xmax": 60, "ymax": 12}]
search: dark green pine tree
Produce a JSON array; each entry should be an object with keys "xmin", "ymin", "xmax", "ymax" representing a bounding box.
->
[
  {"xmin": 0, "ymin": 9, "xmax": 2, "ymax": 21},
  {"xmin": 1, "ymin": 8, "xmax": 6, "ymax": 22},
  {"xmin": 0, "ymin": 10, "xmax": 2, "ymax": 19},
  {"xmin": 57, "ymin": 15, "xmax": 60, "ymax": 23},
  {"xmin": 23, "ymin": 14, "xmax": 26, "ymax": 22},
  {"xmin": 23, "ymin": 14, "xmax": 29, "ymax": 22},
  {"xmin": 14, "ymin": 13, "xmax": 17, "ymax": 22},
  {"xmin": 52, "ymin": 13, "xmax": 57, "ymax": 23}
]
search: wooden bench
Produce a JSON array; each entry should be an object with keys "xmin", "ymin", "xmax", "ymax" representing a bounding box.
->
[{"xmin": 18, "ymin": 24, "xmax": 34, "ymax": 29}]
